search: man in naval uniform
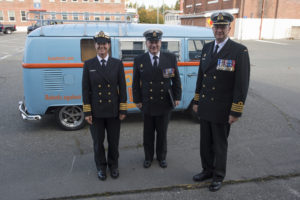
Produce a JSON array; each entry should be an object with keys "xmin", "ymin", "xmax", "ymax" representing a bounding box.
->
[
  {"xmin": 82, "ymin": 31, "xmax": 127, "ymax": 180},
  {"xmin": 192, "ymin": 12, "xmax": 250, "ymax": 191},
  {"xmin": 132, "ymin": 29, "xmax": 182, "ymax": 169}
]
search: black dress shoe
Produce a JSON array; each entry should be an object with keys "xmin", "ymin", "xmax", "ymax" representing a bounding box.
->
[
  {"xmin": 110, "ymin": 168, "xmax": 119, "ymax": 179},
  {"xmin": 97, "ymin": 170, "xmax": 107, "ymax": 181},
  {"xmin": 209, "ymin": 181, "xmax": 222, "ymax": 192},
  {"xmin": 143, "ymin": 160, "xmax": 152, "ymax": 168},
  {"xmin": 193, "ymin": 172, "xmax": 213, "ymax": 182},
  {"xmin": 159, "ymin": 160, "xmax": 167, "ymax": 168}
]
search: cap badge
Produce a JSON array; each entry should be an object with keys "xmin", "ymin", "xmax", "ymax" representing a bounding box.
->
[
  {"xmin": 217, "ymin": 13, "xmax": 224, "ymax": 20},
  {"xmin": 153, "ymin": 32, "xmax": 157, "ymax": 37}
]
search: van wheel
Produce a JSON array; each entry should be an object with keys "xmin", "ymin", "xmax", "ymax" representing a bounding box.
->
[
  {"xmin": 55, "ymin": 106, "xmax": 86, "ymax": 131},
  {"xmin": 4, "ymin": 29, "xmax": 12, "ymax": 34}
]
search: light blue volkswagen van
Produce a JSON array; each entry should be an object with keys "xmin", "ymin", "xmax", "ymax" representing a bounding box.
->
[{"xmin": 19, "ymin": 17, "xmax": 214, "ymax": 130}]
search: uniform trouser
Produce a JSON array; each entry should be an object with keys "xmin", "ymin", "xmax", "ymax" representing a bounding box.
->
[
  {"xmin": 200, "ymin": 119, "xmax": 231, "ymax": 182},
  {"xmin": 143, "ymin": 113, "xmax": 170, "ymax": 161},
  {"xmin": 90, "ymin": 116, "xmax": 120, "ymax": 171}
]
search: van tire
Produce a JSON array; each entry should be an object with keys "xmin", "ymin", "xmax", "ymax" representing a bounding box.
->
[
  {"xmin": 4, "ymin": 29, "xmax": 12, "ymax": 34},
  {"xmin": 55, "ymin": 106, "xmax": 86, "ymax": 131}
]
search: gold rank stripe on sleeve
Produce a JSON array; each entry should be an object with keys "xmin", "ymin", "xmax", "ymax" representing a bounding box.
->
[
  {"xmin": 231, "ymin": 102, "xmax": 244, "ymax": 113},
  {"xmin": 194, "ymin": 93, "xmax": 200, "ymax": 101},
  {"xmin": 83, "ymin": 104, "xmax": 91, "ymax": 112},
  {"xmin": 119, "ymin": 103, "xmax": 127, "ymax": 111}
]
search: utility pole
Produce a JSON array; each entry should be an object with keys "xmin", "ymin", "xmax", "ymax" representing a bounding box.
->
[{"xmin": 157, "ymin": 0, "xmax": 159, "ymax": 24}]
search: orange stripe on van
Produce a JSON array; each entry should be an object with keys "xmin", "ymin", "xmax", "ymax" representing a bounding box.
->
[
  {"xmin": 22, "ymin": 62, "xmax": 200, "ymax": 68},
  {"xmin": 22, "ymin": 63, "xmax": 83, "ymax": 68}
]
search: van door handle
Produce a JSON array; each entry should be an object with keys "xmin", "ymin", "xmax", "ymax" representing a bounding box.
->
[{"xmin": 187, "ymin": 72, "xmax": 198, "ymax": 77}]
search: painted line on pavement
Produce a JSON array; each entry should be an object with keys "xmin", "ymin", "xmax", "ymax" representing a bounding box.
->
[
  {"xmin": 40, "ymin": 172, "xmax": 300, "ymax": 200},
  {"xmin": 0, "ymin": 55, "xmax": 10, "ymax": 60},
  {"xmin": 255, "ymin": 40, "xmax": 288, "ymax": 45}
]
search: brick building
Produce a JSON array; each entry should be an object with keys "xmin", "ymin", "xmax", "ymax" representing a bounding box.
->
[
  {"xmin": 0, "ymin": 0, "xmax": 126, "ymax": 31},
  {"xmin": 180, "ymin": 0, "xmax": 300, "ymax": 39}
]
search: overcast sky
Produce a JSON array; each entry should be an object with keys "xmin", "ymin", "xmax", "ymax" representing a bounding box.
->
[{"xmin": 128, "ymin": 0, "xmax": 178, "ymax": 8}]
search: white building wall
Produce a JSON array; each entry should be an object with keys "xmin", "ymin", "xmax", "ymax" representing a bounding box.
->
[{"xmin": 234, "ymin": 18, "xmax": 300, "ymax": 40}]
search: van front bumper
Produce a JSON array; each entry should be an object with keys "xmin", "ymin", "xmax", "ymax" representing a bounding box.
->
[{"xmin": 18, "ymin": 101, "xmax": 42, "ymax": 120}]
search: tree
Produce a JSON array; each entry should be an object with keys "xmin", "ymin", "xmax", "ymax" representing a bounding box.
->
[{"xmin": 175, "ymin": 0, "xmax": 180, "ymax": 10}]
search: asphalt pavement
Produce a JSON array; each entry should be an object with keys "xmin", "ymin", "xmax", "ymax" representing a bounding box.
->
[{"xmin": 0, "ymin": 33, "xmax": 299, "ymax": 200}]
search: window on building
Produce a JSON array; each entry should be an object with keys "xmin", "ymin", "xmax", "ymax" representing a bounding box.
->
[
  {"xmin": 95, "ymin": 14, "xmax": 100, "ymax": 21},
  {"xmin": 49, "ymin": 0, "xmax": 55, "ymax": 2},
  {"xmin": 21, "ymin": 11, "xmax": 26, "ymax": 21},
  {"xmin": 115, "ymin": 12, "xmax": 120, "ymax": 21},
  {"xmin": 33, "ymin": 0, "xmax": 41, "ymax": 2},
  {"xmin": 208, "ymin": 0, "xmax": 218, "ymax": 4},
  {"xmin": 73, "ymin": 12, "xmax": 79, "ymax": 20},
  {"xmin": 115, "ymin": 0, "xmax": 120, "ymax": 3},
  {"xmin": 0, "ymin": 11, "xmax": 3, "ymax": 21},
  {"xmin": 186, "ymin": 4, "xmax": 192, "ymax": 8},
  {"xmin": 105, "ymin": 14, "xmax": 110, "ymax": 21},
  {"xmin": 72, "ymin": 0, "xmax": 78, "ymax": 2},
  {"xmin": 61, "ymin": 0, "xmax": 66, "ymax": 2},
  {"xmin": 104, "ymin": 0, "xmax": 110, "ymax": 3},
  {"xmin": 84, "ymin": 12, "xmax": 89, "ymax": 20},
  {"xmin": 83, "ymin": 0, "xmax": 88, "ymax": 2},
  {"xmin": 223, "ymin": 0, "xmax": 230, "ymax": 1},
  {"xmin": 94, "ymin": 0, "xmax": 99, "ymax": 2},
  {"xmin": 19, "ymin": 0, "xmax": 25, "ymax": 2},
  {"xmin": 62, "ymin": 13, "xmax": 67, "ymax": 20},
  {"xmin": 51, "ymin": 13, "xmax": 56, "ymax": 19},
  {"xmin": 6, "ymin": 0, "xmax": 13, "ymax": 2},
  {"xmin": 8, "ymin": 11, "xmax": 15, "ymax": 21},
  {"xmin": 195, "ymin": 3, "xmax": 202, "ymax": 6}
]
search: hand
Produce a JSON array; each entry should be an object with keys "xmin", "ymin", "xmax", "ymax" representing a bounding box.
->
[
  {"xmin": 119, "ymin": 114, "xmax": 126, "ymax": 121},
  {"xmin": 228, "ymin": 115, "xmax": 239, "ymax": 124},
  {"xmin": 175, "ymin": 101, "xmax": 180, "ymax": 107},
  {"xmin": 85, "ymin": 116, "xmax": 92, "ymax": 125},
  {"xmin": 135, "ymin": 103, "xmax": 142, "ymax": 109},
  {"xmin": 193, "ymin": 104, "xmax": 198, "ymax": 113}
]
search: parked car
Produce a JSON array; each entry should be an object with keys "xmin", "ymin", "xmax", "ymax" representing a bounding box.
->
[
  {"xmin": 27, "ymin": 20, "xmax": 62, "ymax": 34},
  {"xmin": 0, "ymin": 24, "xmax": 16, "ymax": 34}
]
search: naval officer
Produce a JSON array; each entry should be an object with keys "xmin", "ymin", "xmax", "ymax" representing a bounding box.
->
[
  {"xmin": 192, "ymin": 12, "xmax": 250, "ymax": 191},
  {"xmin": 82, "ymin": 31, "xmax": 127, "ymax": 180},
  {"xmin": 132, "ymin": 29, "xmax": 182, "ymax": 169}
]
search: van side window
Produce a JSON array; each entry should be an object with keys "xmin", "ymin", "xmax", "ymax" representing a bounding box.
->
[
  {"xmin": 119, "ymin": 41, "xmax": 146, "ymax": 61},
  {"xmin": 80, "ymin": 39, "xmax": 111, "ymax": 62},
  {"xmin": 119, "ymin": 40, "xmax": 181, "ymax": 62},
  {"xmin": 188, "ymin": 40, "xmax": 212, "ymax": 61},
  {"xmin": 161, "ymin": 41, "xmax": 180, "ymax": 61}
]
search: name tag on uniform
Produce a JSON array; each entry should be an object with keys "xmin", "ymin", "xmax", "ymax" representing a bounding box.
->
[
  {"xmin": 89, "ymin": 69, "xmax": 96, "ymax": 72},
  {"xmin": 163, "ymin": 68, "xmax": 175, "ymax": 78},
  {"xmin": 216, "ymin": 59, "xmax": 235, "ymax": 72}
]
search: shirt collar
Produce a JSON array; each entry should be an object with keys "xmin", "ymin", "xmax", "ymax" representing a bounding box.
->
[
  {"xmin": 214, "ymin": 37, "xmax": 229, "ymax": 50},
  {"xmin": 97, "ymin": 54, "xmax": 109, "ymax": 63},
  {"xmin": 148, "ymin": 52, "xmax": 160, "ymax": 60}
]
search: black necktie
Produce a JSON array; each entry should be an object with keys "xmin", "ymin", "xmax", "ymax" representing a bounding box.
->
[
  {"xmin": 101, "ymin": 59, "xmax": 106, "ymax": 68},
  {"xmin": 153, "ymin": 56, "xmax": 158, "ymax": 67},
  {"xmin": 213, "ymin": 45, "xmax": 219, "ymax": 56}
]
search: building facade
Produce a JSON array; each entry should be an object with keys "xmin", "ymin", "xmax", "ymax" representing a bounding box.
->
[
  {"xmin": 0, "ymin": 0, "xmax": 126, "ymax": 31},
  {"xmin": 181, "ymin": 0, "xmax": 300, "ymax": 39},
  {"xmin": 164, "ymin": 10, "xmax": 183, "ymax": 25}
]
